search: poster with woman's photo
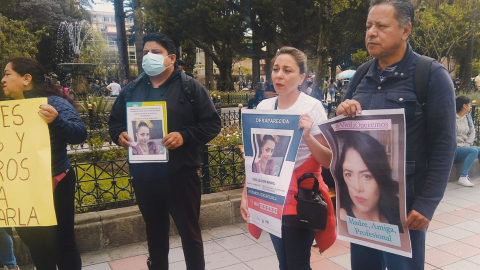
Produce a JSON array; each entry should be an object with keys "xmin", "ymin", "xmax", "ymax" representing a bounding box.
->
[
  {"xmin": 242, "ymin": 109, "xmax": 304, "ymax": 238},
  {"xmin": 127, "ymin": 102, "xmax": 168, "ymax": 163},
  {"xmin": 318, "ymin": 109, "xmax": 412, "ymax": 258}
]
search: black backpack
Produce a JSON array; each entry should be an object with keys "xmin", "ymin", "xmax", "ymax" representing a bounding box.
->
[{"xmin": 350, "ymin": 55, "xmax": 434, "ymax": 107}]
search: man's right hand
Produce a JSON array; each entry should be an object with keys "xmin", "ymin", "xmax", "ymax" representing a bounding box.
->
[
  {"xmin": 118, "ymin": 131, "xmax": 133, "ymax": 148},
  {"xmin": 336, "ymin": 99, "xmax": 363, "ymax": 118}
]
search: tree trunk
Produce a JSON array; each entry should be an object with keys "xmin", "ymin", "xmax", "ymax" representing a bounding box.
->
[
  {"xmin": 252, "ymin": 58, "xmax": 260, "ymax": 87},
  {"xmin": 205, "ymin": 53, "xmax": 214, "ymax": 90},
  {"xmin": 132, "ymin": 0, "xmax": 143, "ymax": 75},
  {"xmin": 315, "ymin": 0, "xmax": 332, "ymax": 99},
  {"xmin": 265, "ymin": 42, "xmax": 276, "ymax": 83},
  {"xmin": 114, "ymin": 0, "xmax": 129, "ymax": 80},
  {"xmin": 216, "ymin": 61, "xmax": 234, "ymax": 91},
  {"xmin": 459, "ymin": 32, "xmax": 474, "ymax": 91}
]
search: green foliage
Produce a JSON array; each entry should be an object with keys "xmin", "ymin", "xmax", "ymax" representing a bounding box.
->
[
  {"xmin": 0, "ymin": 15, "xmax": 43, "ymax": 72},
  {"xmin": 78, "ymin": 94, "xmax": 112, "ymax": 116},
  {"xmin": 79, "ymin": 30, "xmax": 112, "ymax": 79},
  {"xmin": 210, "ymin": 124, "xmax": 243, "ymax": 147},
  {"xmin": 411, "ymin": 2, "xmax": 477, "ymax": 66},
  {"xmin": 351, "ymin": 49, "xmax": 371, "ymax": 68}
]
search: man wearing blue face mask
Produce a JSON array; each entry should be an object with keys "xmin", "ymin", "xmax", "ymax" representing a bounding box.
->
[{"xmin": 108, "ymin": 33, "xmax": 221, "ymax": 270}]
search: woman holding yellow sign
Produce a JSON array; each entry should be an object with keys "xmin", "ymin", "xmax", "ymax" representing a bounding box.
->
[{"xmin": 1, "ymin": 57, "xmax": 86, "ymax": 270}]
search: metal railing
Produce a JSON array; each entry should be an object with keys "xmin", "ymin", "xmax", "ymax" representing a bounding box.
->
[
  {"xmin": 70, "ymin": 107, "xmax": 244, "ymax": 151},
  {"xmin": 73, "ymin": 144, "xmax": 245, "ymax": 212}
]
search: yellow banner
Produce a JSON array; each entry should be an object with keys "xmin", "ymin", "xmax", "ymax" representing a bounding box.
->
[{"xmin": 0, "ymin": 98, "xmax": 56, "ymax": 227}]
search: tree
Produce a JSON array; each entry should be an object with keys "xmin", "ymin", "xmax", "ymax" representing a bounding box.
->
[
  {"xmin": 411, "ymin": 3, "xmax": 471, "ymax": 69},
  {"xmin": 113, "ymin": 0, "xmax": 130, "ymax": 80},
  {"xmin": 143, "ymin": 0, "xmax": 249, "ymax": 91},
  {"xmin": 0, "ymin": 14, "xmax": 43, "ymax": 100}
]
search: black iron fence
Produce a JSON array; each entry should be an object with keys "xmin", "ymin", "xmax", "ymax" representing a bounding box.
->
[
  {"xmin": 71, "ymin": 107, "xmax": 243, "ymax": 151},
  {"xmin": 210, "ymin": 92, "xmax": 254, "ymax": 107},
  {"xmin": 72, "ymin": 144, "xmax": 245, "ymax": 212}
]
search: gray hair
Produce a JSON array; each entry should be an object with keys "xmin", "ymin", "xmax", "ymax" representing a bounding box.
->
[{"xmin": 369, "ymin": 0, "xmax": 414, "ymax": 27}]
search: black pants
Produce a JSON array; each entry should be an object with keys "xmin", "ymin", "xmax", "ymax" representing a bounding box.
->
[
  {"xmin": 132, "ymin": 173, "xmax": 205, "ymax": 270},
  {"xmin": 270, "ymin": 225, "xmax": 315, "ymax": 270},
  {"xmin": 16, "ymin": 169, "xmax": 82, "ymax": 270}
]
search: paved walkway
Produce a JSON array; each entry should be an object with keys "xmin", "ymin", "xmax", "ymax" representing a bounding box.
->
[{"xmin": 78, "ymin": 178, "xmax": 480, "ymax": 270}]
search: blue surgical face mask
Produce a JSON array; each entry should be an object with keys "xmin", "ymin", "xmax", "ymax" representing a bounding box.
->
[{"xmin": 142, "ymin": 52, "xmax": 172, "ymax": 76}]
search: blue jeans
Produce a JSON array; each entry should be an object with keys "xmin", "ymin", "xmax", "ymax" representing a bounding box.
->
[
  {"xmin": 351, "ymin": 228, "xmax": 426, "ymax": 270},
  {"xmin": 0, "ymin": 228, "xmax": 17, "ymax": 269},
  {"xmin": 270, "ymin": 225, "xmax": 315, "ymax": 270},
  {"xmin": 454, "ymin": 146, "xmax": 480, "ymax": 177},
  {"xmin": 329, "ymin": 88, "xmax": 336, "ymax": 102}
]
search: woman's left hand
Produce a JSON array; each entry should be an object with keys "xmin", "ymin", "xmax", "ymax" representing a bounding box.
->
[
  {"xmin": 38, "ymin": 104, "xmax": 58, "ymax": 123},
  {"xmin": 299, "ymin": 113, "xmax": 313, "ymax": 138}
]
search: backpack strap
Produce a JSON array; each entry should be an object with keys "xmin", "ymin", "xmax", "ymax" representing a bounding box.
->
[
  {"xmin": 122, "ymin": 72, "xmax": 147, "ymax": 103},
  {"xmin": 180, "ymin": 71, "xmax": 196, "ymax": 107},
  {"xmin": 352, "ymin": 56, "xmax": 434, "ymax": 107},
  {"xmin": 352, "ymin": 59, "xmax": 374, "ymax": 90},
  {"xmin": 414, "ymin": 55, "xmax": 434, "ymax": 107}
]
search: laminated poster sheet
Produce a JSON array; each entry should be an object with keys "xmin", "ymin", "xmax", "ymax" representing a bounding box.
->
[
  {"xmin": 318, "ymin": 109, "xmax": 412, "ymax": 257},
  {"xmin": 241, "ymin": 109, "xmax": 303, "ymax": 238},
  {"xmin": 127, "ymin": 101, "xmax": 168, "ymax": 163}
]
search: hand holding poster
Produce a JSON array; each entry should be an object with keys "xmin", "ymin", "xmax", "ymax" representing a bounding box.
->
[
  {"xmin": 318, "ymin": 109, "xmax": 412, "ymax": 257},
  {"xmin": 242, "ymin": 109, "xmax": 303, "ymax": 237},
  {"xmin": 127, "ymin": 102, "xmax": 168, "ymax": 163},
  {"xmin": 0, "ymin": 98, "xmax": 56, "ymax": 227}
]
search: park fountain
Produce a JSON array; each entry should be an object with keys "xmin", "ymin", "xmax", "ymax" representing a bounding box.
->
[{"xmin": 57, "ymin": 20, "xmax": 96, "ymax": 96}]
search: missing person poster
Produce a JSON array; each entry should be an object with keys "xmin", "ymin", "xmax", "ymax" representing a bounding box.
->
[
  {"xmin": 242, "ymin": 109, "xmax": 303, "ymax": 237},
  {"xmin": 127, "ymin": 102, "xmax": 168, "ymax": 163},
  {"xmin": 318, "ymin": 109, "xmax": 412, "ymax": 257},
  {"xmin": 0, "ymin": 98, "xmax": 56, "ymax": 227}
]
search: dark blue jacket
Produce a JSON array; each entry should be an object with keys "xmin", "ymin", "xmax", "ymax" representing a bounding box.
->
[
  {"xmin": 24, "ymin": 90, "xmax": 87, "ymax": 176},
  {"xmin": 344, "ymin": 44, "xmax": 456, "ymax": 220},
  {"xmin": 108, "ymin": 68, "xmax": 221, "ymax": 180}
]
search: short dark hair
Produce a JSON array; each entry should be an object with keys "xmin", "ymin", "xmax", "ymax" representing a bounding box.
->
[
  {"xmin": 369, "ymin": 0, "xmax": 414, "ymax": 27},
  {"xmin": 143, "ymin": 33, "xmax": 176, "ymax": 55},
  {"xmin": 176, "ymin": 59, "xmax": 186, "ymax": 66},
  {"xmin": 456, "ymin": 96, "xmax": 470, "ymax": 113}
]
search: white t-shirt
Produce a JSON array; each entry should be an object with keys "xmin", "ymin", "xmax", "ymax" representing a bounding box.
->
[
  {"xmin": 256, "ymin": 92, "xmax": 328, "ymax": 169},
  {"xmin": 108, "ymin": 82, "xmax": 121, "ymax": 96}
]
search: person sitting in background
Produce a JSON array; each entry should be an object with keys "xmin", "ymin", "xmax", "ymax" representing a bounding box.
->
[
  {"xmin": 454, "ymin": 96, "xmax": 479, "ymax": 187},
  {"xmin": 263, "ymin": 83, "xmax": 277, "ymax": 99},
  {"xmin": 247, "ymin": 83, "xmax": 264, "ymax": 109}
]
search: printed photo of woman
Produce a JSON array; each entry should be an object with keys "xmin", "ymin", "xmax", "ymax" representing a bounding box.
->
[
  {"xmin": 252, "ymin": 134, "xmax": 279, "ymax": 176},
  {"xmin": 132, "ymin": 121, "xmax": 162, "ymax": 155},
  {"xmin": 334, "ymin": 131, "xmax": 402, "ymax": 231}
]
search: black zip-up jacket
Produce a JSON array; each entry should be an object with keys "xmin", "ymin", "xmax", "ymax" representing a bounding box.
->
[{"xmin": 108, "ymin": 68, "xmax": 221, "ymax": 180}]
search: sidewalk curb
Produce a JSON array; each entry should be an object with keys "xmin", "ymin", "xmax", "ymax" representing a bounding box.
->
[{"xmin": 15, "ymin": 189, "xmax": 243, "ymax": 265}]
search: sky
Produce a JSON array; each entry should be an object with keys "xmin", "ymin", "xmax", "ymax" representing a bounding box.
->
[{"xmin": 87, "ymin": 0, "xmax": 114, "ymax": 12}]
